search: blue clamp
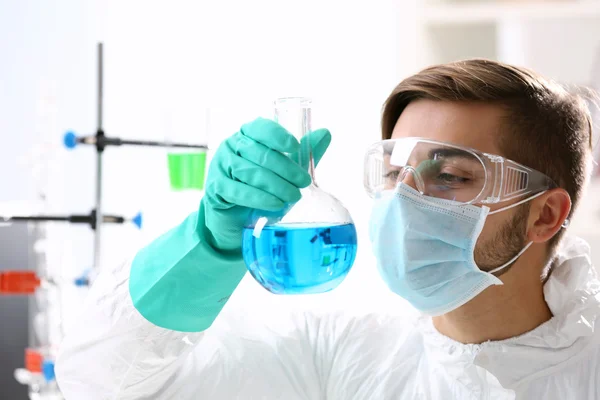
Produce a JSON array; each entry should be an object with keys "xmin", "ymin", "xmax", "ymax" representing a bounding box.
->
[
  {"xmin": 63, "ymin": 131, "xmax": 78, "ymax": 149},
  {"xmin": 132, "ymin": 212, "xmax": 143, "ymax": 229},
  {"xmin": 73, "ymin": 276, "xmax": 90, "ymax": 287},
  {"xmin": 42, "ymin": 360, "xmax": 55, "ymax": 382}
]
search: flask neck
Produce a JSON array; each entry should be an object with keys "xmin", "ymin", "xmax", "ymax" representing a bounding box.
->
[{"xmin": 274, "ymin": 98, "xmax": 316, "ymax": 184}]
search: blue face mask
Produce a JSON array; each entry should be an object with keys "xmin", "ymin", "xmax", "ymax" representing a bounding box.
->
[{"xmin": 369, "ymin": 183, "xmax": 536, "ymax": 316}]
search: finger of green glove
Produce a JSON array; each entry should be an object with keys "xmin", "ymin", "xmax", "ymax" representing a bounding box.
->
[
  {"xmin": 225, "ymin": 154, "xmax": 302, "ymax": 204},
  {"xmin": 230, "ymin": 136, "xmax": 311, "ymax": 188},
  {"xmin": 207, "ymin": 178, "xmax": 287, "ymax": 211},
  {"xmin": 240, "ymin": 118, "xmax": 299, "ymax": 153},
  {"xmin": 292, "ymin": 128, "xmax": 332, "ymax": 168},
  {"xmin": 306, "ymin": 128, "xmax": 332, "ymax": 167}
]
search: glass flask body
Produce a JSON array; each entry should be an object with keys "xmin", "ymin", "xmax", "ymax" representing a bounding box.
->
[{"xmin": 242, "ymin": 98, "xmax": 357, "ymax": 294}]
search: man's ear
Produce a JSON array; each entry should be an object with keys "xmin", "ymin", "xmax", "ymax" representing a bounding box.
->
[{"xmin": 528, "ymin": 188, "xmax": 571, "ymax": 243}]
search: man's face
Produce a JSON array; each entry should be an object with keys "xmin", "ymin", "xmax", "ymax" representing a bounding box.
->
[{"xmin": 390, "ymin": 99, "xmax": 529, "ymax": 273}]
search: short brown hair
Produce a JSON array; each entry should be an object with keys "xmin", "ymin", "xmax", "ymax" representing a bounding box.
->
[{"xmin": 382, "ymin": 59, "xmax": 594, "ymax": 250}]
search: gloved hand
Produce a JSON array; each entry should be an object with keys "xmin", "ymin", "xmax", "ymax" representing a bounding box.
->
[{"xmin": 201, "ymin": 117, "xmax": 331, "ymax": 252}]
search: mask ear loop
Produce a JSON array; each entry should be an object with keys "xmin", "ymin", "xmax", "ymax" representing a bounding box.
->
[
  {"xmin": 486, "ymin": 191, "xmax": 543, "ymax": 275},
  {"xmin": 488, "ymin": 190, "xmax": 570, "ymax": 229},
  {"xmin": 486, "ymin": 190, "xmax": 571, "ymax": 275},
  {"xmin": 488, "ymin": 241, "xmax": 534, "ymax": 275},
  {"xmin": 487, "ymin": 190, "xmax": 547, "ymax": 215}
]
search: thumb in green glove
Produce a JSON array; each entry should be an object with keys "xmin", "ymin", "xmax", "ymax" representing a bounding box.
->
[{"xmin": 201, "ymin": 117, "xmax": 331, "ymax": 252}]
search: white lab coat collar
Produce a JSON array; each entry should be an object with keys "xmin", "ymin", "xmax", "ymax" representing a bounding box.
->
[{"xmin": 418, "ymin": 235, "xmax": 600, "ymax": 393}]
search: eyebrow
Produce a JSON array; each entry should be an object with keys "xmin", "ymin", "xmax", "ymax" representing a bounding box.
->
[{"xmin": 427, "ymin": 147, "xmax": 480, "ymax": 162}]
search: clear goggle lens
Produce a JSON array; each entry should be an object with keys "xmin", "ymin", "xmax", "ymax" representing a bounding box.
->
[{"xmin": 365, "ymin": 139, "xmax": 489, "ymax": 203}]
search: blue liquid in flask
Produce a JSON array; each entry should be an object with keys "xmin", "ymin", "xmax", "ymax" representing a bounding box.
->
[{"xmin": 242, "ymin": 223, "xmax": 358, "ymax": 294}]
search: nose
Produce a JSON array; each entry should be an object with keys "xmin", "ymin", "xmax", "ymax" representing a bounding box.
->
[{"xmin": 399, "ymin": 167, "xmax": 420, "ymax": 191}]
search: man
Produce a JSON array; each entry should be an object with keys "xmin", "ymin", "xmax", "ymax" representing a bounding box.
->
[{"xmin": 55, "ymin": 59, "xmax": 598, "ymax": 399}]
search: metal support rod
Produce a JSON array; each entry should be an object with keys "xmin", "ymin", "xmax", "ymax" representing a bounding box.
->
[
  {"xmin": 1, "ymin": 213, "xmax": 127, "ymax": 225},
  {"xmin": 78, "ymin": 135, "xmax": 207, "ymax": 149},
  {"xmin": 98, "ymin": 43, "xmax": 103, "ymax": 132},
  {"xmin": 94, "ymin": 42, "xmax": 104, "ymax": 271},
  {"xmin": 4, "ymin": 216, "xmax": 73, "ymax": 223},
  {"xmin": 119, "ymin": 138, "xmax": 208, "ymax": 149}
]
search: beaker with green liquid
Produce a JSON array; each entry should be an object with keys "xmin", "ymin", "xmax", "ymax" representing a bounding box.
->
[
  {"xmin": 167, "ymin": 151, "xmax": 207, "ymax": 190},
  {"xmin": 165, "ymin": 108, "xmax": 209, "ymax": 191}
]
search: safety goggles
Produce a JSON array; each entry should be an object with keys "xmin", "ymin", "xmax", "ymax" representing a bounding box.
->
[{"xmin": 364, "ymin": 138, "xmax": 558, "ymax": 205}]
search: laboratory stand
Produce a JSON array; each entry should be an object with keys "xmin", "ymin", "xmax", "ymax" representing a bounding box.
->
[{"xmin": 0, "ymin": 43, "xmax": 208, "ymax": 400}]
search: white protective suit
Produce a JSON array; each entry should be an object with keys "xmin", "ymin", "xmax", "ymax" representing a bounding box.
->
[{"xmin": 56, "ymin": 235, "xmax": 600, "ymax": 399}]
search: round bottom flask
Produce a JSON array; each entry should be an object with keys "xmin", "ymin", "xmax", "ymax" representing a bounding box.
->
[{"xmin": 242, "ymin": 98, "xmax": 357, "ymax": 295}]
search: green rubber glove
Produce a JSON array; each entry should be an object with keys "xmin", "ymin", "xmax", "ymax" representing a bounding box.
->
[
  {"xmin": 129, "ymin": 117, "xmax": 331, "ymax": 332},
  {"xmin": 201, "ymin": 117, "xmax": 332, "ymax": 252}
]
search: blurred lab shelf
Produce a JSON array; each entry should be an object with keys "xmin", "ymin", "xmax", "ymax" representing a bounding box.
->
[{"xmin": 423, "ymin": 1, "xmax": 600, "ymax": 25}]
